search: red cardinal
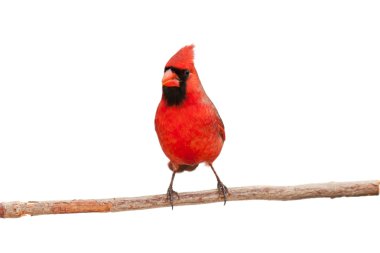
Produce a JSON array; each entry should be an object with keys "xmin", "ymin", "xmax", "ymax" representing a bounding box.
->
[{"xmin": 155, "ymin": 45, "xmax": 228, "ymax": 208}]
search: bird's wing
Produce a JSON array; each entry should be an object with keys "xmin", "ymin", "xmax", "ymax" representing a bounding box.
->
[
  {"xmin": 206, "ymin": 98, "xmax": 225, "ymax": 142},
  {"xmin": 215, "ymin": 109, "xmax": 225, "ymax": 142}
]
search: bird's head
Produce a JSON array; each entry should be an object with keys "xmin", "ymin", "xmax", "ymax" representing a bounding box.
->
[{"xmin": 161, "ymin": 45, "xmax": 197, "ymax": 106}]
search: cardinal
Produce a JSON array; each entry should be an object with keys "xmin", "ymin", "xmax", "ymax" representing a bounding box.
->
[{"xmin": 155, "ymin": 45, "xmax": 228, "ymax": 208}]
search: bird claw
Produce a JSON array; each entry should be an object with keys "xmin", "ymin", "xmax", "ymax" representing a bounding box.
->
[
  {"xmin": 167, "ymin": 187, "xmax": 179, "ymax": 209},
  {"xmin": 217, "ymin": 181, "xmax": 229, "ymax": 205}
]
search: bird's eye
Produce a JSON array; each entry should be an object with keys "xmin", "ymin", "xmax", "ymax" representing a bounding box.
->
[{"xmin": 184, "ymin": 70, "xmax": 190, "ymax": 77}]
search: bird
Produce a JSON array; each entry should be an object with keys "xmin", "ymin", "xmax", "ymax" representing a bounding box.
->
[{"xmin": 154, "ymin": 45, "xmax": 228, "ymax": 208}]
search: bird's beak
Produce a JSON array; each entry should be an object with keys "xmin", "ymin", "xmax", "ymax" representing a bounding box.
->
[{"xmin": 162, "ymin": 69, "xmax": 180, "ymax": 87}]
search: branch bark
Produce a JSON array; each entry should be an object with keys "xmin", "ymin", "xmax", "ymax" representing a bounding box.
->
[{"xmin": 1, "ymin": 180, "xmax": 379, "ymax": 218}]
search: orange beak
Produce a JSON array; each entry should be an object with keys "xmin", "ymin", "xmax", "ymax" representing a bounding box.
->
[{"xmin": 162, "ymin": 69, "xmax": 180, "ymax": 87}]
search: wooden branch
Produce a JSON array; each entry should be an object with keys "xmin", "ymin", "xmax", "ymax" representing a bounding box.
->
[{"xmin": 1, "ymin": 180, "xmax": 379, "ymax": 218}]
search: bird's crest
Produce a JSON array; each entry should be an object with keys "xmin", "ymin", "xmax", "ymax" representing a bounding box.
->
[{"xmin": 165, "ymin": 44, "xmax": 195, "ymax": 70}]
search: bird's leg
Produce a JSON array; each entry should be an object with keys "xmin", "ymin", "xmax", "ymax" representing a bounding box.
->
[
  {"xmin": 210, "ymin": 164, "xmax": 228, "ymax": 205},
  {"xmin": 166, "ymin": 172, "xmax": 179, "ymax": 209}
]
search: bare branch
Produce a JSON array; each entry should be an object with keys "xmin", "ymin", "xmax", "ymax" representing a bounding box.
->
[{"xmin": 1, "ymin": 180, "xmax": 379, "ymax": 218}]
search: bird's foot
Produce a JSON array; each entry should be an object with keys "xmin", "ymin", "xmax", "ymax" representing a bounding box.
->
[
  {"xmin": 167, "ymin": 186, "xmax": 179, "ymax": 209},
  {"xmin": 217, "ymin": 181, "xmax": 229, "ymax": 205}
]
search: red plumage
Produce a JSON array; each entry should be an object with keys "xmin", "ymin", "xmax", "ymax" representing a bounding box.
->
[
  {"xmin": 155, "ymin": 45, "xmax": 225, "ymax": 170},
  {"xmin": 155, "ymin": 45, "xmax": 228, "ymax": 207},
  {"xmin": 165, "ymin": 44, "xmax": 195, "ymax": 70}
]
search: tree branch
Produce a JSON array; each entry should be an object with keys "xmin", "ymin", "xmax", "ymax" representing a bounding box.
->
[{"xmin": 1, "ymin": 180, "xmax": 379, "ymax": 218}]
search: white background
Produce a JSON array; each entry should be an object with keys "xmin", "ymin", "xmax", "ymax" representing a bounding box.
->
[{"xmin": 1, "ymin": 1, "xmax": 379, "ymax": 252}]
